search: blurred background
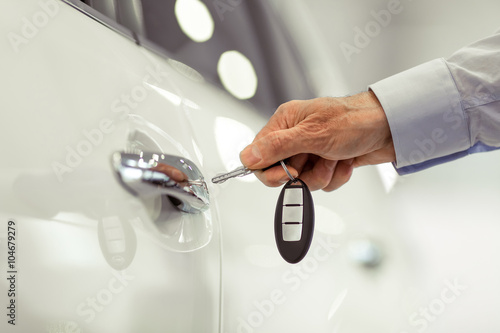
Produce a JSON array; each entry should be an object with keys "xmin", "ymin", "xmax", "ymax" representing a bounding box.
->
[
  {"xmin": 82, "ymin": 0, "xmax": 500, "ymax": 112},
  {"xmin": 281, "ymin": 0, "xmax": 500, "ymax": 95}
]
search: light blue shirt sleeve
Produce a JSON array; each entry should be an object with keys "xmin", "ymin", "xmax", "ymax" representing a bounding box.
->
[{"xmin": 369, "ymin": 31, "xmax": 500, "ymax": 175}]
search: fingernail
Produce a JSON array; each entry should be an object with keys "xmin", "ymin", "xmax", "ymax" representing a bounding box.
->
[
  {"xmin": 240, "ymin": 144, "xmax": 262, "ymax": 166},
  {"xmin": 279, "ymin": 170, "xmax": 297, "ymax": 184},
  {"xmin": 279, "ymin": 176, "xmax": 290, "ymax": 184}
]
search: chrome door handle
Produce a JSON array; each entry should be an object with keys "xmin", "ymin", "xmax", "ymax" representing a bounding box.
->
[{"xmin": 111, "ymin": 151, "xmax": 209, "ymax": 214}]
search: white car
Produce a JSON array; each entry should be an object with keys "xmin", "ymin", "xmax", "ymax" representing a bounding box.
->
[{"xmin": 2, "ymin": 1, "xmax": 500, "ymax": 333}]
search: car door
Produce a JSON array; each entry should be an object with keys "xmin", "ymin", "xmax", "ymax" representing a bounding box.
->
[{"xmin": 0, "ymin": 1, "xmax": 248, "ymax": 331}]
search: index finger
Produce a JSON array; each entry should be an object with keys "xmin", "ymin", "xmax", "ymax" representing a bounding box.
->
[{"xmin": 240, "ymin": 127, "xmax": 308, "ymax": 169}]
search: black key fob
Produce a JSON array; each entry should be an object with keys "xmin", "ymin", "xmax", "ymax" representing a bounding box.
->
[{"xmin": 274, "ymin": 178, "xmax": 314, "ymax": 264}]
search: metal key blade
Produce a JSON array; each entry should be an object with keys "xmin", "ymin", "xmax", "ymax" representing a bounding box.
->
[
  {"xmin": 211, "ymin": 166, "xmax": 254, "ymax": 184},
  {"xmin": 211, "ymin": 160, "xmax": 286, "ymax": 184}
]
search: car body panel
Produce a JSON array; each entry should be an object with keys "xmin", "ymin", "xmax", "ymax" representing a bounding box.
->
[{"xmin": 1, "ymin": 1, "xmax": 229, "ymax": 331}]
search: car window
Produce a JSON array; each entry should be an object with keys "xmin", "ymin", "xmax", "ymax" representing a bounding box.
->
[{"xmin": 76, "ymin": 0, "xmax": 314, "ymax": 115}]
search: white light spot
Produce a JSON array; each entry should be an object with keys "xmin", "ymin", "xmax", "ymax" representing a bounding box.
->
[
  {"xmin": 145, "ymin": 82, "xmax": 182, "ymax": 106},
  {"xmin": 168, "ymin": 58, "xmax": 204, "ymax": 82},
  {"xmin": 175, "ymin": 0, "xmax": 214, "ymax": 43},
  {"xmin": 348, "ymin": 239, "xmax": 382, "ymax": 267},
  {"xmin": 376, "ymin": 162, "xmax": 399, "ymax": 193},
  {"xmin": 217, "ymin": 50, "xmax": 258, "ymax": 100},
  {"xmin": 192, "ymin": 139, "xmax": 203, "ymax": 166},
  {"xmin": 182, "ymin": 98, "xmax": 200, "ymax": 110},
  {"xmin": 121, "ymin": 167, "xmax": 142, "ymax": 180},
  {"xmin": 315, "ymin": 205, "xmax": 345, "ymax": 235},
  {"xmin": 214, "ymin": 117, "xmax": 256, "ymax": 183},
  {"xmin": 328, "ymin": 289, "xmax": 348, "ymax": 320}
]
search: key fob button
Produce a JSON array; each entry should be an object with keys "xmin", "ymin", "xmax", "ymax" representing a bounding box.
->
[
  {"xmin": 282, "ymin": 224, "xmax": 303, "ymax": 242},
  {"xmin": 282, "ymin": 206, "xmax": 303, "ymax": 222},
  {"xmin": 283, "ymin": 188, "xmax": 303, "ymax": 205},
  {"xmin": 275, "ymin": 179, "xmax": 314, "ymax": 263}
]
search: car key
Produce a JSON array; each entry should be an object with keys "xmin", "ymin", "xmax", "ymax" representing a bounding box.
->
[
  {"xmin": 212, "ymin": 165, "xmax": 254, "ymax": 184},
  {"xmin": 274, "ymin": 166, "xmax": 314, "ymax": 264},
  {"xmin": 211, "ymin": 161, "xmax": 283, "ymax": 184}
]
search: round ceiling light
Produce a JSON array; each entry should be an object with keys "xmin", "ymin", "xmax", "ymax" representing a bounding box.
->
[
  {"xmin": 217, "ymin": 50, "xmax": 258, "ymax": 100},
  {"xmin": 175, "ymin": 0, "xmax": 214, "ymax": 43}
]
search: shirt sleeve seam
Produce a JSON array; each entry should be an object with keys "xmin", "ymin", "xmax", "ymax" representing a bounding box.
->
[{"xmin": 442, "ymin": 58, "xmax": 473, "ymax": 148}]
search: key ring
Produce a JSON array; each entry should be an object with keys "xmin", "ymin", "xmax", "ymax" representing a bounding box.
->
[{"xmin": 280, "ymin": 160, "xmax": 296, "ymax": 182}]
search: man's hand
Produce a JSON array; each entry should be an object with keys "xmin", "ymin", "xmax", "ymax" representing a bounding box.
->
[{"xmin": 239, "ymin": 91, "xmax": 396, "ymax": 191}]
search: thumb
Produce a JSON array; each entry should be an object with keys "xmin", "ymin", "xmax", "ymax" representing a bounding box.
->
[{"xmin": 240, "ymin": 128, "xmax": 305, "ymax": 169}]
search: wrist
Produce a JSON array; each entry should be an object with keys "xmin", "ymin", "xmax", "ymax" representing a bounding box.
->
[{"xmin": 345, "ymin": 91, "xmax": 395, "ymax": 159}]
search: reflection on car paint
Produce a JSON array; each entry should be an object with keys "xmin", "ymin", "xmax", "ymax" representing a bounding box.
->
[
  {"xmin": 214, "ymin": 116, "xmax": 257, "ymax": 182},
  {"xmin": 98, "ymin": 216, "xmax": 137, "ymax": 270},
  {"xmin": 167, "ymin": 58, "xmax": 204, "ymax": 83}
]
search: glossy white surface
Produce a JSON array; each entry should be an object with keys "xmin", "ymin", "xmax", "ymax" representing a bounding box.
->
[{"xmin": 0, "ymin": 1, "xmax": 226, "ymax": 331}]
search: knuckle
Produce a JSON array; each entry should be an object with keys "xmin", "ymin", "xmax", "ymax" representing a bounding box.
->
[
  {"xmin": 275, "ymin": 100, "xmax": 301, "ymax": 118},
  {"xmin": 317, "ymin": 177, "xmax": 332, "ymax": 191},
  {"xmin": 256, "ymin": 171, "xmax": 281, "ymax": 188},
  {"xmin": 323, "ymin": 180, "xmax": 340, "ymax": 192},
  {"xmin": 267, "ymin": 131, "xmax": 287, "ymax": 156},
  {"xmin": 275, "ymin": 100, "xmax": 294, "ymax": 114},
  {"xmin": 322, "ymin": 186, "xmax": 336, "ymax": 192}
]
